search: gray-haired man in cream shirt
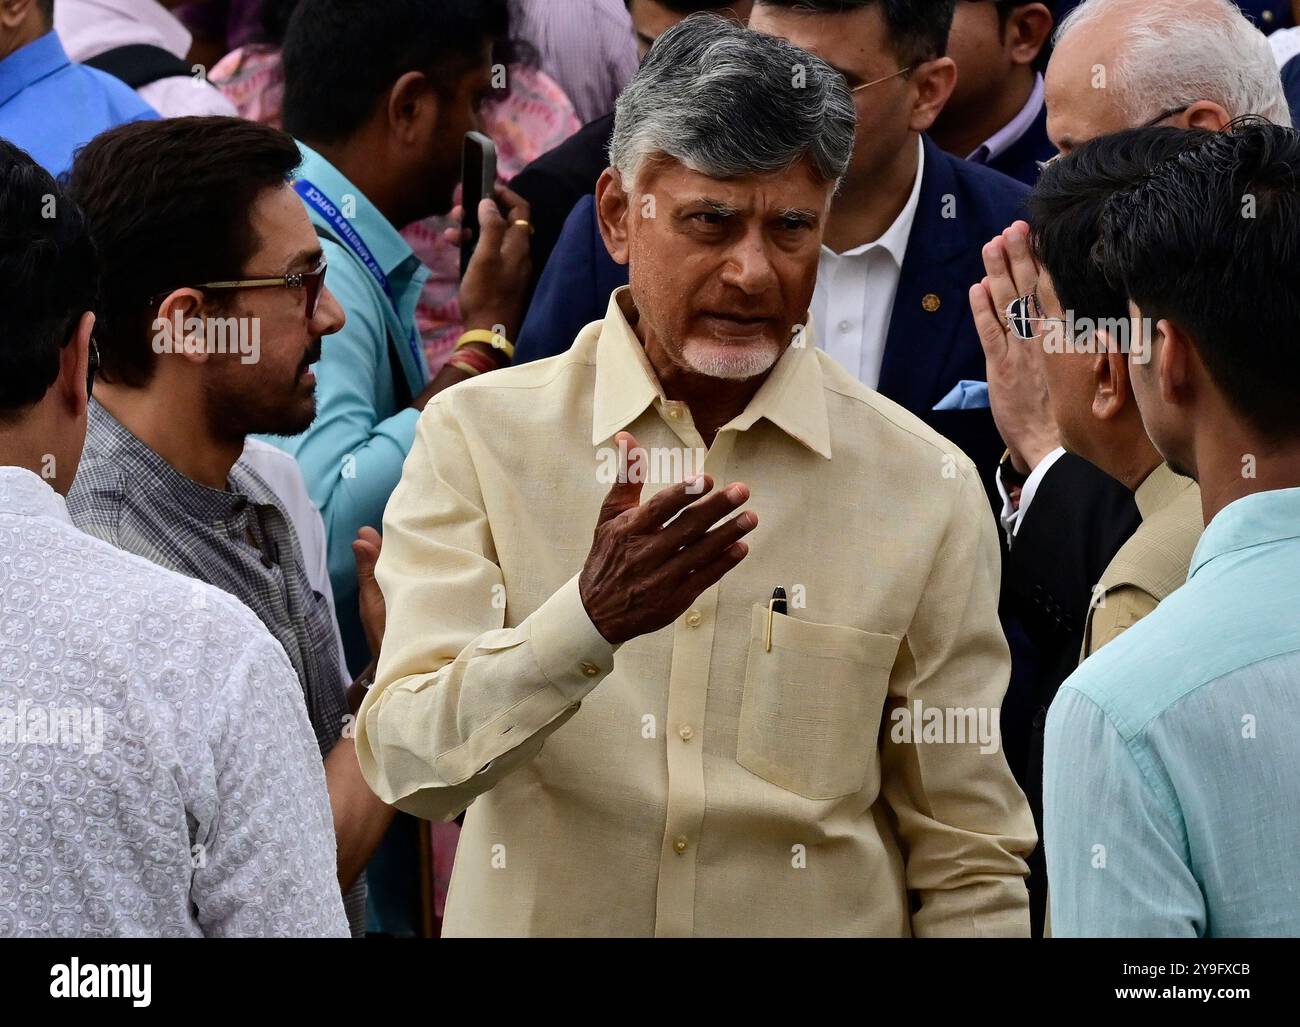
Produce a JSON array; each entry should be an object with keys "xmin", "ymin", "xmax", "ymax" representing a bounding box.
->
[{"xmin": 359, "ymin": 15, "xmax": 1035, "ymax": 937}]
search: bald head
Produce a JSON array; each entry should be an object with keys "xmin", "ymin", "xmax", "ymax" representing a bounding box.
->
[{"xmin": 1045, "ymin": 0, "xmax": 1290, "ymax": 154}]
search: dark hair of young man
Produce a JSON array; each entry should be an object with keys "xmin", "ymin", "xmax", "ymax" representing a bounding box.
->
[
  {"xmin": 0, "ymin": 139, "xmax": 97, "ymax": 422},
  {"xmin": 1027, "ymin": 125, "xmax": 1210, "ymax": 327},
  {"xmin": 65, "ymin": 117, "xmax": 301, "ymax": 390},
  {"xmin": 754, "ymin": 0, "xmax": 958, "ymax": 63},
  {"xmin": 280, "ymin": 0, "xmax": 510, "ymax": 147},
  {"xmin": 1097, "ymin": 120, "xmax": 1300, "ymax": 440}
]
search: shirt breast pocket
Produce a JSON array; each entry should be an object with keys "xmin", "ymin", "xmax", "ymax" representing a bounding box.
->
[{"xmin": 737, "ymin": 604, "xmax": 901, "ymax": 801}]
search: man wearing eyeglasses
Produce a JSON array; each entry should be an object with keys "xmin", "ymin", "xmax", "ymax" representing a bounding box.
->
[
  {"xmin": 972, "ymin": 132, "xmax": 1205, "ymax": 669},
  {"xmin": 971, "ymin": 0, "xmax": 1291, "ymax": 935},
  {"xmin": 0, "ymin": 137, "xmax": 349, "ymax": 939},
  {"xmin": 61, "ymin": 116, "xmax": 396, "ymax": 937}
]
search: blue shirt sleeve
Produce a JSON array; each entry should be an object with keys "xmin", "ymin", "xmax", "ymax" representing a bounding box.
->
[{"xmin": 1044, "ymin": 685, "xmax": 1205, "ymax": 936}]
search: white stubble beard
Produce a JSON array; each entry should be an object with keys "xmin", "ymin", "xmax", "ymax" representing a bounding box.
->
[{"xmin": 680, "ymin": 338, "xmax": 781, "ymax": 381}]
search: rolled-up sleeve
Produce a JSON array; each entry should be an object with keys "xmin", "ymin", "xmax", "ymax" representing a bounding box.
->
[
  {"xmin": 880, "ymin": 461, "xmax": 1038, "ymax": 936},
  {"xmin": 355, "ymin": 396, "xmax": 615, "ymax": 822}
]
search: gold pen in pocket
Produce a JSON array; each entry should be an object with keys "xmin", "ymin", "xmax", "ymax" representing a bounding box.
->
[{"xmin": 765, "ymin": 586, "xmax": 788, "ymax": 652}]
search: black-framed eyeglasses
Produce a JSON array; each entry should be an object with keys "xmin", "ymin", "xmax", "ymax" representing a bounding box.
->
[
  {"xmin": 1006, "ymin": 292, "xmax": 1070, "ymax": 341},
  {"xmin": 1035, "ymin": 104, "xmax": 1193, "ymax": 173},
  {"xmin": 1139, "ymin": 104, "xmax": 1190, "ymax": 129},
  {"xmin": 193, "ymin": 257, "xmax": 329, "ymax": 318}
]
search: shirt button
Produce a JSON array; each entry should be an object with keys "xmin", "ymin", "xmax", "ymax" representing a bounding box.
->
[
  {"xmin": 580, "ymin": 662, "xmax": 600, "ymax": 678},
  {"xmin": 837, "ymin": 320, "xmax": 852, "ymax": 333},
  {"xmin": 666, "ymin": 406, "xmax": 683, "ymax": 420},
  {"xmin": 673, "ymin": 836, "xmax": 689, "ymax": 854},
  {"xmin": 684, "ymin": 609, "xmax": 702, "ymax": 627},
  {"xmin": 679, "ymin": 725, "xmax": 694, "ymax": 741}
]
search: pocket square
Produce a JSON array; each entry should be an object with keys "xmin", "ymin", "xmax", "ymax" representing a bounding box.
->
[{"xmin": 933, "ymin": 380, "xmax": 990, "ymax": 411}]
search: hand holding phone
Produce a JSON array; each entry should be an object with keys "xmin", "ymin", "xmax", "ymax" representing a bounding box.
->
[{"xmin": 459, "ymin": 131, "xmax": 498, "ymax": 278}]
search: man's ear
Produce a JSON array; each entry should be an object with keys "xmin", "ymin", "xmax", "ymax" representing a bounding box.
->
[
  {"xmin": 1154, "ymin": 317, "xmax": 1196, "ymax": 406},
  {"xmin": 0, "ymin": 0, "xmax": 39, "ymax": 32},
  {"xmin": 908, "ymin": 56, "xmax": 957, "ymax": 134},
  {"xmin": 1007, "ymin": 4, "xmax": 1054, "ymax": 68},
  {"xmin": 1180, "ymin": 100, "xmax": 1231, "ymax": 133},
  {"xmin": 153, "ymin": 289, "xmax": 210, "ymax": 367},
  {"xmin": 55, "ymin": 311, "xmax": 95, "ymax": 418},
  {"xmin": 1091, "ymin": 329, "xmax": 1129, "ymax": 421},
  {"xmin": 387, "ymin": 70, "xmax": 437, "ymax": 147},
  {"xmin": 595, "ymin": 167, "xmax": 632, "ymax": 266}
]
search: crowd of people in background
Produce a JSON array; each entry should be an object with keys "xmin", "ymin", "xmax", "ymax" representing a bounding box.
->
[{"xmin": 1, "ymin": 0, "xmax": 1298, "ymax": 939}]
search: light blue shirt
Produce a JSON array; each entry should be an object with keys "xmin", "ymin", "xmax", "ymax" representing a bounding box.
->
[
  {"xmin": 1045, "ymin": 487, "xmax": 1300, "ymax": 936},
  {"xmin": 0, "ymin": 31, "xmax": 156, "ymax": 177},
  {"xmin": 261, "ymin": 141, "xmax": 429, "ymax": 673}
]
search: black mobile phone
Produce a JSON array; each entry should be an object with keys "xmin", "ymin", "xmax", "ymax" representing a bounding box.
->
[{"xmin": 459, "ymin": 131, "xmax": 498, "ymax": 278}]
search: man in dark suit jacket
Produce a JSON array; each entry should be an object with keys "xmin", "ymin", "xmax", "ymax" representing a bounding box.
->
[
  {"xmin": 969, "ymin": 0, "xmax": 1295, "ymax": 932},
  {"xmin": 930, "ymin": 1, "xmax": 1057, "ymax": 187}
]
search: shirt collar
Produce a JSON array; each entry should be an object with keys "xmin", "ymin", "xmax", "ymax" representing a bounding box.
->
[
  {"xmin": 293, "ymin": 140, "xmax": 419, "ymax": 280},
  {"xmin": 823, "ymin": 134, "xmax": 924, "ymax": 265},
  {"xmin": 1134, "ymin": 461, "xmax": 1197, "ymax": 521},
  {"xmin": 590, "ymin": 287, "xmax": 832, "ymax": 459},
  {"xmin": 55, "ymin": 0, "xmax": 192, "ymax": 60},
  {"xmin": 0, "ymin": 32, "xmax": 71, "ymax": 108},
  {"xmin": 87, "ymin": 399, "xmax": 265, "ymax": 523},
  {"xmin": 0, "ymin": 465, "xmax": 72, "ymax": 523},
  {"xmin": 1188, "ymin": 486, "xmax": 1300, "ymax": 578},
  {"xmin": 967, "ymin": 73, "xmax": 1045, "ymax": 164}
]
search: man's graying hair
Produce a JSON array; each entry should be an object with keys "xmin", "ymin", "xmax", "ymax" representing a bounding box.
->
[
  {"xmin": 609, "ymin": 13, "xmax": 856, "ymax": 188},
  {"xmin": 1056, "ymin": 0, "xmax": 1291, "ymax": 127}
]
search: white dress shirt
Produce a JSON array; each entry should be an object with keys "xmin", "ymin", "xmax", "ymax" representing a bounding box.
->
[
  {"xmin": 810, "ymin": 136, "xmax": 924, "ymax": 389},
  {"xmin": 55, "ymin": 0, "xmax": 238, "ymax": 118},
  {"xmin": 996, "ymin": 446, "xmax": 1066, "ymax": 540},
  {"xmin": 0, "ymin": 466, "xmax": 347, "ymax": 937}
]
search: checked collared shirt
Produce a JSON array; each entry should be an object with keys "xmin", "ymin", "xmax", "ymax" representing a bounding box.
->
[{"xmin": 67, "ymin": 400, "xmax": 363, "ymax": 933}]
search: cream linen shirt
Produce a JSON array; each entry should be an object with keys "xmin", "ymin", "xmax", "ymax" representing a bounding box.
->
[{"xmin": 357, "ymin": 288, "xmax": 1036, "ymax": 937}]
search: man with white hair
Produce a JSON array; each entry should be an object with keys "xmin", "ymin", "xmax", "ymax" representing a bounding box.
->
[
  {"xmin": 994, "ymin": 0, "xmax": 1290, "ymax": 509},
  {"xmin": 995, "ymin": 0, "xmax": 1291, "ymax": 512},
  {"xmin": 357, "ymin": 13, "xmax": 1036, "ymax": 937},
  {"xmin": 975, "ymin": 0, "xmax": 1293, "ymax": 936},
  {"xmin": 1046, "ymin": 0, "xmax": 1291, "ymax": 150}
]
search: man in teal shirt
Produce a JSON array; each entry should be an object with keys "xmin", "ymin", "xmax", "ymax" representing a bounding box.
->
[
  {"xmin": 273, "ymin": 138, "xmax": 431, "ymax": 671},
  {"xmin": 1044, "ymin": 122, "xmax": 1300, "ymax": 937},
  {"xmin": 269, "ymin": 0, "xmax": 531, "ymax": 673}
]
